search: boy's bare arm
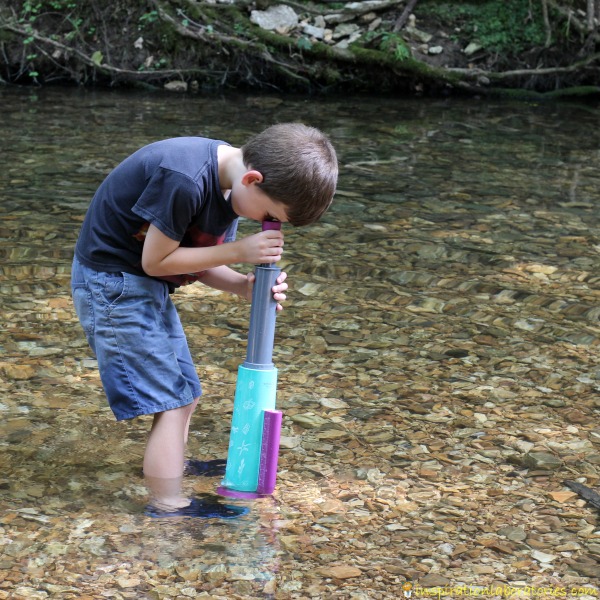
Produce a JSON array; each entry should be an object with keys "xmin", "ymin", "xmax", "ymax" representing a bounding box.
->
[
  {"xmin": 200, "ymin": 265, "xmax": 250, "ymax": 298},
  {"xmin": 141, "ymin": 224, "xmax": 283, "ymax": 277}
]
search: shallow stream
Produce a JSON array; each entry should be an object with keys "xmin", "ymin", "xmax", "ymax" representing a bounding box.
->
[{"xmin": 1, "ymin": 88, "xmax": 599, "ymax": 598}]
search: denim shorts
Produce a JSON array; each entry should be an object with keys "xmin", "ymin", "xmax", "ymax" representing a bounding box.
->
[{"xmin": 71, "ymin": 257, "xmax": 202, "ymax": 420}]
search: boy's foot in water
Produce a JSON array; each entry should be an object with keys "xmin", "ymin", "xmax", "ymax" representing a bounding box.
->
[
  {"xmin": 139, "ymin": 459, "xmax": 226, "ymax": 479},
  {"xmin": 145, "ymin": 496, "xmax": 248, "ymax": 519},
  {"xmin": 184, "ymin": 458, "xmax": 227, "ymax": 477}
]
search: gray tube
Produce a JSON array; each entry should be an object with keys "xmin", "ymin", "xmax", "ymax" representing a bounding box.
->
[
  {"xmin": 243, "ymin": 220, "xmax": 282, "ymax": 369},
  {"xmin": 244, "ymin": 262, "xmax": 280, "ymax": 369}
]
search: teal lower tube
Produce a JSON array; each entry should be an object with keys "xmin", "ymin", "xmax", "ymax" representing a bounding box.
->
[{"xmin": 221, "ymin": 365, "xmax": 278, "ymax": 492}]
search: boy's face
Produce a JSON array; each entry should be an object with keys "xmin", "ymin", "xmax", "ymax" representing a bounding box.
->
[{"xmin": 231, "ymin": 171, "xmax": 289, "ymax": 223}]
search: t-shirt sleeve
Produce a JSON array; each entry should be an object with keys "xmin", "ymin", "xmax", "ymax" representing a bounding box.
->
[{"xmin": 131, "ymin": 168, "xmax": 201, "ymax": 241}]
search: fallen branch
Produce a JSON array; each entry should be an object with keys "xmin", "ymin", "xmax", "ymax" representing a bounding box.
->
[
  {"xmin": 564, "ymin": 479, "xmax": 600, "ymax": 511},
  {"xmin": 393, "ymin": 0, "xmax": 419, "ymax": 32},
  {"xmin": 547, "ymin": 0, "xmax": 600, "ymax": 43},
  {"xmin": 541, "ymin": 0, "xmax": 552, "ymax": 47},
  {"xmin": 447, "ymin": 51, "xmax": 600, "ymax": 80}
]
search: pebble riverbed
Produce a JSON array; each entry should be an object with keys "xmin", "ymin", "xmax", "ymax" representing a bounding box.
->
[{"xmin": 0, "ymin": 89, "xmax": 599, "ymax": 599}]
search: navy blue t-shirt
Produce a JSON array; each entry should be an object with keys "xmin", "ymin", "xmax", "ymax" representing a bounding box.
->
[{"xmin": 75, "ymin": 137, "xmax": 239, "ymax": 287}]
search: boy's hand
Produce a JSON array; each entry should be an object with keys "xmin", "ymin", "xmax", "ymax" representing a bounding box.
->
[
  {"xmin": 272, "ymin": 271, "xmax": 288, "ymax": 311},
  {"xmin": 245, "ymin": 271, "xmax": 288, "ymax": 311},
  {"xmin": 238, "ymin": 230, "xmax": 284, "ymax": 265}
]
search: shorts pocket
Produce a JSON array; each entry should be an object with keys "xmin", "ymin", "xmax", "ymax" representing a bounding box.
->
[
  {"xmin": 99, "ymin": 272, "xmax": 126, "ymax": 308},
  {"xmin": 73, "ymin": 286, "xmax": 95, "ymax": 342}
]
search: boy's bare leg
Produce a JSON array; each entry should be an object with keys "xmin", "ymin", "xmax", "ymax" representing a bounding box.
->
[
  {"xmin": 143, "ymin": 402, "xmax": 197, "ymax": 511},
  {"xmin": 183, "ymin": 397, "xmax": 200, "ymax": 445}
]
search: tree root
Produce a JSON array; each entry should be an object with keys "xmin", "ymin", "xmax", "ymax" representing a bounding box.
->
[
  {"xmin": 2, "ymin": 22, "xmax": 201, "ymax": 81},
  {"xmin": 448, "ymin": 52, "xmax": 600, "ymax": 80}
]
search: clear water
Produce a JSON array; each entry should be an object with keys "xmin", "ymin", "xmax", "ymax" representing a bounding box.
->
[{"xmin": 1, "ymin": 88, "xmax": 599, "ymax": 598}]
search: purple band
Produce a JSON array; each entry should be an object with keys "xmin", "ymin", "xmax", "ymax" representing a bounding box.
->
[
  {"xmin": 216, "ymin": 486, "xmax": 261, "ymax": 500},
  {"xmin": 257, "ymin": 410, "xmax": 283, "ymax": 495},
  {"xmin": 262, "ymin": 220, "xmax": 282, "ymax": 231}
]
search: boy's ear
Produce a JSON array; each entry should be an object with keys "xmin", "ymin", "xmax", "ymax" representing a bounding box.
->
[{"xmin": 241, "ymin": 170, "xmax": 263, "ymax": 186}]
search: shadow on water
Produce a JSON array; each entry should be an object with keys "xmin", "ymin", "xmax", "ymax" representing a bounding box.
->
[{"xmin": 1, "ymin": 87, "xmax": 599, "ymax": 597}]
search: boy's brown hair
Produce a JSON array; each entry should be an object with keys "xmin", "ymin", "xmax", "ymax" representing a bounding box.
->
[{"xmin": 241, "ymin": 123, "xmax": 338, "ymax": 226}]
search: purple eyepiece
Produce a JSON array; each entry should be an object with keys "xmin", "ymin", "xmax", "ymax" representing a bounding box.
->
[{"xmin": 262, "ymin": 220, "xmax": 282, "ymax": 231}]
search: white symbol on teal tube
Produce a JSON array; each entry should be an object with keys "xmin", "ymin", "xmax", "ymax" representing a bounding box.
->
[
  {"xmin": 243, "ymin": 400, "xmax": 256, "ymax": 410},
  {"xmin": 237, "ymin": 440, "xmax": 251, "ymax": 456},
  {"xmin": 237, "ymin": 458, "xmax": 245, "ymax": 476},
  {"xmin": 242, "ymin": 423, "xmax": 251, "ymax": 435}
]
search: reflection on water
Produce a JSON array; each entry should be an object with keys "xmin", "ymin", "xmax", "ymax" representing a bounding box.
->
[{"xmin": 1, "ymin": 87, "xmax": 599, "ymax": 596}]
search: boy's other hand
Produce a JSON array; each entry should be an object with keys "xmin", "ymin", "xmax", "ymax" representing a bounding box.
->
[{"xmin": 272, "ymin": 271, "xmax": 288, "ymax": 311}]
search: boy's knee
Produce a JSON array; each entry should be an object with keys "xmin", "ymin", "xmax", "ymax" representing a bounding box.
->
[
  {"xmin": 156, "ymin": 401, "xmax": 197, "ymax": 423},
  {"xmin": 180, "ymin": 398, "xmax": 199, "ymax": 422}
]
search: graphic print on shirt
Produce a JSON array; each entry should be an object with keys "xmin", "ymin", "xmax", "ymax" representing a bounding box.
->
[{"xmin": 133, "ymin": 222, "xmax": 150, "ymax": 242}]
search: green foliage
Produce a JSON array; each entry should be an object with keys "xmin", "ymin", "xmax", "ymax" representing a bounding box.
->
[
  {"xmin": 297, "ymin": 36, "xmax": 313, "ymax": 51},
  {"xmin": 91, "ymin": 50, "xmax": 103, "ymax": 66},
  {"xmin": 20, "ymin": 0, "xmax": 76, "ymax": 19},
  {"xmin": 419, "ymin": 0, "xmax": 546, "ymax": 54},
  {"xmin": 46, "ymin": 0, "xmax": 77, "ymax": 9},
  {"xmin": 392, "ymin": 39, "xmax": 411, "ymax": 61},
  {"xmin": 361, "ymin": 32, "xmax": 411, "ymax": 62},
  {"xmin": 139, "ymin": 10, "xmax": 159, "ymax": 28},
  {"xmin": 21, "ymin": 1, "xmax": 41, "ymax": 20}
]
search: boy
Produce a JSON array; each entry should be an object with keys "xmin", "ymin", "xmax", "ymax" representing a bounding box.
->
[{"xmin": 71, "ymin": 123, "xmax": 338, "ymax": 516}]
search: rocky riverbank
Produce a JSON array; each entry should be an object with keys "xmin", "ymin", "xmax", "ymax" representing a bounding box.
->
[{"xmin": 2, "ymin": 0, "xmax": 599, "ymax": 95}]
